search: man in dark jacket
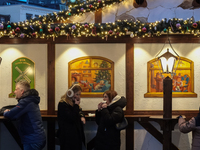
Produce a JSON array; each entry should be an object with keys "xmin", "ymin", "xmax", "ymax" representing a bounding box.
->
[{"xmin": 3, "ymin": 80, "xmax": 46, "ymax": 150}]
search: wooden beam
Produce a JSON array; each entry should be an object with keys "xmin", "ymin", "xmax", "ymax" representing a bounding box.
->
[
  {"xmin": 47, "ymin": 42, "xmax": 55, "ymax": 115},
  {"xmin": 126, "ymin": 43, "xmax": 134, "ymax": 114},
  {"xmin": 95, "ymin": 8, "xmax": 102, "ymax": 23},
  {"xmin": 1, "ymin": 34, "xmax": 200, "ymax": 44},
  {"xmin": 138, "ymin": 121, "xmax": 178, "ymax": 150},
  {"xmin": 126, "ymin": 43, "xmax": 134, "ymax": 150}
]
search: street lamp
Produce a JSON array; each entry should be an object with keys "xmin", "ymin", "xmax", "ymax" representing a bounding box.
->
[
  {"xmin": 155, "ymin": 39, "xmax": 180, "ymax": 118},
  {"xmin": 155, "ymin": 39, "xmax": 180, "ymax": 150}
]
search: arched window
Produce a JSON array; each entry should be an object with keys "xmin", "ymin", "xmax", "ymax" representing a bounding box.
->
[
  {"xmin": 68, "ymin": 56, "xmax": 114, "ymax": 97},
  {"xmin": 144, "ymin": 57, "xmax": 197, "ymax": 97}
]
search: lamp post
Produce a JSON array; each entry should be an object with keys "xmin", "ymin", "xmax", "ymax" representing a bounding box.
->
[
  {"xmin": 158, "ymin": 48, "xmax": 178, "ymax": 118},
  {"xmin": 155, "ymin": 41, "xmax": 180, "ymax": 150}
]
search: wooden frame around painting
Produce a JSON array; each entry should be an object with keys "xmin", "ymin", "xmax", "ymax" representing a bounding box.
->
[
  {"xmin": 68, "ymin": 56, "xmax": 114, "ymax": 97},
  {"xmin": 144, "ymin": 56, "xmax": 197, "ymax": 98}
]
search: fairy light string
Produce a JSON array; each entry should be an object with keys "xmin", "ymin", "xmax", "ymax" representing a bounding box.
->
[{"xmin": 0, "ymin": 2, "xmax": 199, "ymax": 40}]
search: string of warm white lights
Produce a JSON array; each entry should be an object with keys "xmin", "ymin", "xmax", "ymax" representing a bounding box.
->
[{"xmin": 0, "ymin": 0, "xmax": 199, "ymax": 40}]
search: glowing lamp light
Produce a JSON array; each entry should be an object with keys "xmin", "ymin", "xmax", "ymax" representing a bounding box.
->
[
  {"xmin": 155, "ymin": 38, "xmax": 180, "ymax": 75},
  {"xmin": 159, "ymin": 48, "xmax": 177, "ymax": 74}
]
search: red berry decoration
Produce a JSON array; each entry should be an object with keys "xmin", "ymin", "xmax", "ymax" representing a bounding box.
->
[
  {"xmin": 15, "ymin": 27, "xmax": 20, "ymax": 32},
  {"xmin": 48, "ymin": 28, "xmax": 53, "ymax": 34},
  {"xmin": 193, "ymin": 23, "xmax": 198, "ymax": 28},
  {"xmin": 142, "ymin": 27, "xmax": 147, "ymax": 32},
  {"xmin": 89, "ymin": 4, "xmax": 93, "ymax": 8},
  {"xmin": 55, "ymin": 27, "xmax": 60, "ymax": 32},
  {"xmin": 98, "ymin": 0, "xmax": 101, "ymax": 3},
  {"xmin": 84, "ymin": 24, "xmax": 89, "ymax": 28},
  {"xmin": 12, "ymin": 31, "xmax": 15, "ymax": 35},
  {"xmin": 108, "ymin": 30, "xmax": 113, "ymax": 34},
  {"xmin": 32, "ymin": 32, "xmax": 36, "ymax": 38}
]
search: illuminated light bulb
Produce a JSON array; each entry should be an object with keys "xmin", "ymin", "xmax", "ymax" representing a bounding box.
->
[{"xmin": 130, "ymin": 33, "xmax": 134, "ymax": 38}]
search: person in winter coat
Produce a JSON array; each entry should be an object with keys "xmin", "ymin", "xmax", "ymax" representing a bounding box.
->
[
  {"xmin": 94, "ymin": 90, "xmax": 127, "ymax": 150},
  {"xmin": 3, "ymin": 79, "xmax": 46, "ymax": 150},
  {"xmin": 178, "ymin": 108, "xmax": 200, "ymax": 150},
  {"xmin": 57, "ymin": 84, "xmax": 86, "ymax": 150}
]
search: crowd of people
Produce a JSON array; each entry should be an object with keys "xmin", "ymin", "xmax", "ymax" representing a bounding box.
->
[
  {"xmin": 3, "ymin": 80, "xmax": 127, "ymax": 150},
  {"xmin": 3, "ymin": 79, "xmax": 200, "ymax": 150}
]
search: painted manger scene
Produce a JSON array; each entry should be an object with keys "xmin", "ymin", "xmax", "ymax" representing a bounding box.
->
[{"xmin": 68, "ymin": 56, "xmax": 114, "ymax": 97}]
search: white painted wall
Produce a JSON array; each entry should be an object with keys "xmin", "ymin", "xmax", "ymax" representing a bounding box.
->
[
  {"xmin": 133, "ymin": 43, "xmax": 200, "ymax": 150},
  {"xmin": 55, "ymin": 43, "xmax": 126, "ymax": 111},
  {"xmin": 55, "ymin": 44, "xmax": 126, "ymax": 150},
  {"xmin": 101, "ymin": 0, "xmax": 200, "ymax": 23},
  {"xmin": 0, "ymin": 44, "xmax": 48, "ymax": 110},
  {"xmin": 134, "ymin": 43, "xmax": 200, "ymax": 111}
]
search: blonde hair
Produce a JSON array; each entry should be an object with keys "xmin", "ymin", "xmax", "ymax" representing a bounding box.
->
[
  {"xmin": 16, "ymin": 79, "xmax": 30, "ymax": 92},
  {"xmin": 60, "ymin": 84, "xmax": 82, "ymax": 106}
]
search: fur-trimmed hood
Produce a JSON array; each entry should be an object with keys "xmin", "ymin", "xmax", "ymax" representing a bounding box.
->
[
  {"xmin": 18, "ymin": 89, "xmax": 40, "ymax": 104},
  {"xmin": 108, "ymin": 95, "xmax": 127, "ymax": 110}
]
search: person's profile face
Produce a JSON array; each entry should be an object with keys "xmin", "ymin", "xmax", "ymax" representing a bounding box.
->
[
  {"xmin": 103, "ymin": 93, "xmax": 110, "ymax": 104},
  {"xmin": 14, "ymin": 84, "xmax": 24, "ymax": 99},
  {"xmin": 73, "ymin": 90, "xmax": 81, "ymax": 100}
]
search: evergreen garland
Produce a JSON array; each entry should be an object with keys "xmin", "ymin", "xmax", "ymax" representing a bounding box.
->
[{"xmin": 0, "ymin": 0, "xmax": 200, "ymax": 39}]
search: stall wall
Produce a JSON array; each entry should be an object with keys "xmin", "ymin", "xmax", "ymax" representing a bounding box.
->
[
  {"xmin": 55, "ymin": 43, "xmax": 126, "ymax": 110},
  {"xmin": 0, "ymin": 44, "xmax": 48, "ymax": 150},
  {"xmin": 0, "ymin": 44, "xmax": 48, "ymax": 110},
  {"xmin": 55, "ymin": 43, "xmax": 126, "ymax": 150},
  {"xmin": 134, "ymin": 43, "xmax": 200, "ymax": 110},
  {"xmin": 133, "ymin": 43, "xmax": 200, "ymax": 150}
]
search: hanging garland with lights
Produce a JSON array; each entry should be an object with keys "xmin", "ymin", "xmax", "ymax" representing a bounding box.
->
[{"xmin": 0, "ymin": 0, "xmax": 200, "ymax": 40}]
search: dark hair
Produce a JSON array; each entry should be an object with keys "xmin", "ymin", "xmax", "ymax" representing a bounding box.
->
[{"xmin": 103, "ymin": 90, "xmax": 118, "ymax": 103}]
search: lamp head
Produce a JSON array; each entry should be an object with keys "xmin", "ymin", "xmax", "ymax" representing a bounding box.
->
[{"xmin": 158, "ymin": 49, "xmax": 177, "ymax": 74}]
